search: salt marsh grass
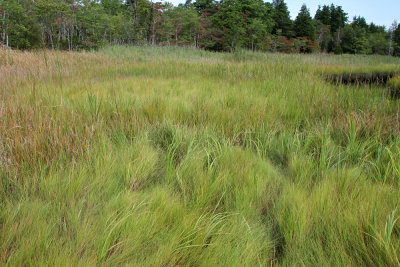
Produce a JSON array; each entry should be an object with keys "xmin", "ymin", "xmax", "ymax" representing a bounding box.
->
[{"xmin": 1, "ymin": 46, "xmax": 400, "ymax": 265}]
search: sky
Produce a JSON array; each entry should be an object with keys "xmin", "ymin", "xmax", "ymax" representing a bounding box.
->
[{"xmin": 167, "ymin": 0, "xmax": 399, "ymax": 29}]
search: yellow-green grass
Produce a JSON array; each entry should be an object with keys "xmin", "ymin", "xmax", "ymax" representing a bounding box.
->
[
  {"xmin": 1, "ymin": 46, "xmax": 400, "ymax": 266},
  {"xmin": 320, "ymin": 64, "xmax": 400, "ymax": 75},
  {"xmin": 389, "ymin": 75, "xmax": 400, "ymax": 88},
  {"xmin": 319, "ymin": 63, "xmax": 400, "ymax": 87}
]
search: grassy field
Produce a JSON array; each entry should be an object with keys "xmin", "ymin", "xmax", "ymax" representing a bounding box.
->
[{"xmin": 1, "ymin": 46, "xmax": 400, "ymax": 266}]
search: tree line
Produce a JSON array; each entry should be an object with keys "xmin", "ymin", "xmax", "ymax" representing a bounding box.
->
[{"xmin": 1, "ymin": 0, "xmax": 400, "ymax": 55}]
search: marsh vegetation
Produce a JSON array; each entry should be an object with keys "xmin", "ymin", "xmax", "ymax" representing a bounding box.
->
[{"xmin": 1, "ymin": 46, "xmax": 400, "ymax": 265}]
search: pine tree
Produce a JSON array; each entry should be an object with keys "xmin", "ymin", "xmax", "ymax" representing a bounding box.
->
[
  {"xmin": 329, "ymin": 5, "xmax": 347, "ymax": 33},
  {"xmin": 352, "ymin": 16, "xmax": 368, "ymax": 30},
  {"xmin": 272, "ymin": 0, "xmax": 292, "ymax": 38},
  {"xmin": 315, "ymin": 5, "xmax": 330, "ymax": 25},
  {"xmin": 294, "ymin": 4, "xmax": 315, "ymax": 41}
]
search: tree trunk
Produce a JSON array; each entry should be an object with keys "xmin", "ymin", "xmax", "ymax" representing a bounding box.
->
[
  {"xmin": 336, "ymin": 28, "xmax": 341, "ymax": 46},
  {"xmin": 151, "ymin": 0, "xmax": 156, "ymax": 45},
  {"xmin": 1, "ymin": 9, "xmax": 5, "ymax": 46},
  {"xmin": 389, "ymin": 31, "xmax": 393, "ymax": 56},
  {"xmin": 57, "ymin": 27, "xmax": 61, "ymax": 49},
  {"xmin": 152, "ymin": 18, "xmax": 156, "ymax": 45},
  {"xmin": 4, "ymin": 7, "xmax": 8, "ymax": 48},
  {"xmin": 49, "ymin": 29, "xmax": 54, "ymax": 50},
  {"xmin": 388, "ymin": 21, "xmax": 397, "ymax": 56}
]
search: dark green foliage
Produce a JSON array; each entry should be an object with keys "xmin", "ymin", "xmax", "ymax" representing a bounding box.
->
[
  {"xmin": 272, "ymin": 0, "xmax": 293, "ymax": 38},
  {"xmin": 329, "ymin": 4, "xmax": 347, "ymax": 33},
  {"xmin": 352, "ymin": 16, "xmax": 368, "ymax": 30},
  {"xmin": 294, "ymin": 4, "xmax": 315, "ymax": 41},
  {"xmin": 315, "ymin": 5, "xmax": 330, "ymax": 25},
  {"xmin": 369, "ymin": 23, "xmax": 385, "ymax": 34}
]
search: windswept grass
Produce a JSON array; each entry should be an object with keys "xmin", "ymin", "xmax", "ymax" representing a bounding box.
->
[{"xmin": 1, "ymin": 46, "xmax": 400, "ymax": 266}]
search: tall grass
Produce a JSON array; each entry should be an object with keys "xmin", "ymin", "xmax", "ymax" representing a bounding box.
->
[{"xmin": 1, "ymin": 46, "xmax": 400, "ymax": 265}]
